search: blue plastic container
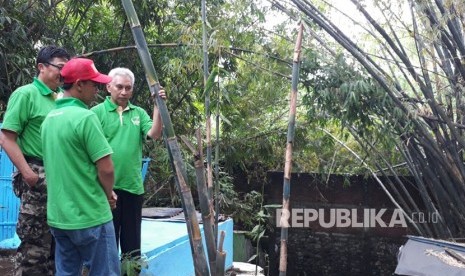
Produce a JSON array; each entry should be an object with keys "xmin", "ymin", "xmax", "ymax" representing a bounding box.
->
[{"xmin": 141, "ymin": 157, "xmax": 151, "ymax": 182}]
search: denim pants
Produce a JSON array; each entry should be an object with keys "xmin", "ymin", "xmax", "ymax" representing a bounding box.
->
[{"xmin": 50, "ymin": 221, "xmax": 120, "ymax": 276}]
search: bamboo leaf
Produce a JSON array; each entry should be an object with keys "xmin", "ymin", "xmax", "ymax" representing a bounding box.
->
[
  {"xmin": 200, "ymin": 67, "xmax": 219, "ymax": 98},
  {"xmin": 219, "ymin": 114, "xmax": 232, "ymax": 126}
]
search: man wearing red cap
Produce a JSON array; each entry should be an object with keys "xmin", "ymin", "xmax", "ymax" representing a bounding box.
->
[
  {"xmin": 41, "ymin": 58, "xmax": 120, "ymax": 275},
  {"xmin": 0, "ymin": 45, "xmax": 70, "ymax": 276}
]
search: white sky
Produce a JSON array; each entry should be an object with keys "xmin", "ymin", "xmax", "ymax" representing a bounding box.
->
[{"xmin": 259, "ymin": 0, "xmax": 411, "ymax": 40}]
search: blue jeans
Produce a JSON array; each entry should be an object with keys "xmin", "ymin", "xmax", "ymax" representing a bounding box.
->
[{"xmin": 50, "ymin": 221, "xmax": 120, "ymax": 276}]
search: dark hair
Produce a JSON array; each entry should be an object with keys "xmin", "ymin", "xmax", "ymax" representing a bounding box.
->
[
  {"xmin": 35, "ymin": 45, "xmax": 70, "ymax": 75},
  {"xmin": 61, "ymin": 83, "xmax": 73, "ymax": 90}
]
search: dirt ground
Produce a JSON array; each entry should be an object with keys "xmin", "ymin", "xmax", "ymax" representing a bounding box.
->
[
  {"xmin": 0, "ymin": 250, "xmax": 15, "ymax": 275},
  {"xmin": 0, "ymin": 250, "xmax": 255, "ymax": 275}
]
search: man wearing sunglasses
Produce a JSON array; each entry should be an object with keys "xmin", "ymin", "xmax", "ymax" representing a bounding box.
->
[{"xmin": 0, "ymin": 45, "xmax": 70, "ymax": 276}]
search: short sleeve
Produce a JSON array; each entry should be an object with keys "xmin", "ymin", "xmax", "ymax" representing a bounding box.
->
[
  {"xmin": 78, "ymin": 113, "xmax": 113, "ymax": 162},
  {"xmin": 2, "ymin": 89, "xmax": 30, "ymax": 134},
  {"xmin": 139, "ymin": 107, "xmax": 153, "ymax": 138}
]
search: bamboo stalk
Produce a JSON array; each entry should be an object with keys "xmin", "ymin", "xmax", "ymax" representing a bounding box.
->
[
  {"xmin": 279, "ymin": 23, "xmax": 304, "ymax": 276},
  {"xmin": 347, "ymin": 128, "xmax": 433, "ymax": 237},
  {"xmin": 121, "ymin": 1, "xmax": 209, "ymax": 275},
  {"xmin": 202, "ymin": 1, "xmax": 218, "ymax": 267},
  {"xmin": 214, "ymin": 51, "xmax": 221, "ymax": 253},
  {"xmin": 181, "ymin": 130, "xmax": 217, "ymax": 275},
  {"xmin": 320, "ymin": 128, "xmax": 423, "ymax": 235},
  {"xmin": 215, "ymin": 231, "xmax": 226, "ymax": 276},
  {"xmin": 202, "ymin": 0, "xmax": 214, "ymax": 213},
  {"xmin": 290, "ymin": 0, "xmax": 465, "ymax": 238},
  {"xmin": 79, "ymin": 43, "xmax": 185, "ymax": 57}
]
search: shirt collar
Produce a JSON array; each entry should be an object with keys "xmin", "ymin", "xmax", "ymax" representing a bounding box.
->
[
  {"xmin": 33, "ymin": 77, "xmax": 55, "ymax": 96},
  {"xmin": 55, "ymin": 97, "xmax": 88, "ymax": 109},
  {"xmin": 103, "ymin": 96, "xmax": 135, "ymax": 112}
]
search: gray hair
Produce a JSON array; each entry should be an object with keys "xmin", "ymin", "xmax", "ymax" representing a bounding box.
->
[{"xmin": 108, "ymin": 67, "xmax": 135, "ymax": 85}]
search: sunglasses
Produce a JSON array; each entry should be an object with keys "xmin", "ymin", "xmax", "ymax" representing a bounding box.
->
[{"xmin": 44, "ymin": 62, "xmax": 64, "ymax": 71}]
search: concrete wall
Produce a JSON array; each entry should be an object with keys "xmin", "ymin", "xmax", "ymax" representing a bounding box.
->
[{"xmin": 264, "ymin": 172, "xmax": 417, "ymax": 276}]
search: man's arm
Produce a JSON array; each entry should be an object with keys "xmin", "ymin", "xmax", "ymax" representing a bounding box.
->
[
  {"xmin": 0, "ymin": 130, "xmax": 38, "ymax": 186},
  {"xmin": 146, "ymin": 89, "xmax": 166, "ymax": 140},
  {"xmin": 146, "ymin": 104, "xmax": 163, "ymax": 140},
  {"xmin": 95, "ymin": 154, "xmax": 115, "ymax": 200}
]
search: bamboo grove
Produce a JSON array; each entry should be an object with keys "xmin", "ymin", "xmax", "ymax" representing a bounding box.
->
[{"xmin": 273, "ymin": 0, "xmax": 465, "ymax": 239}]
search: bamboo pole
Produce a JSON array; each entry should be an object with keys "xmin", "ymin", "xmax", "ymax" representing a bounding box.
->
[
  {"xmin": 180, "ymin": 130, "xmax": 218, "ymax": 275},
  {"xmin": 121, "ymin": 1, "xmax": 209, "ymax": 275},
  {"xmin": 279, "ymin": 23, "xmax": 304, "ymax": 276},
  {"xmin": 202, "ymin": 1, "xmax": 218, "ymax": 269},
  {"xmin": 214, "ymin": 51, "xmax": 221, "ymax": 251},
  {"xmin": 202, "ymin": 0, "xmax": 215, "ymax": 214},
  {"xmin": 215, "ymin": 231, "xmax": 226, "ymax": 276}
]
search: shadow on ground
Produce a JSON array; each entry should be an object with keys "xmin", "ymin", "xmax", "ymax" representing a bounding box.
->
[{"xmin": 0, "ymin": 250, "xmax": 14, "ymax": 275}]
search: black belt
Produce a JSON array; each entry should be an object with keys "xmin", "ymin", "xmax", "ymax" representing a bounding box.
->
[{"xmin": 24, "ymin": 156, "xmax": 44, "ymax": 166}]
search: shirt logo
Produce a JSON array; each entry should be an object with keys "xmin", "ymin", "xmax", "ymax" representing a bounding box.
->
[{"xmin": 131, "ymin": 116, "xmax": 140, "ymax": 126}]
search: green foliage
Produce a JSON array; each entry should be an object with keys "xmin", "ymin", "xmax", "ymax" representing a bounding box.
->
[
  {"xmin": 120, "ymin": 251, "xmax": 151, "ymax": 276},
  {"xmin": 224, "ymin": 190, "xmax": 262, "ymax": 230},
  {"xmin": 1, "ymin": 0, "xmax": 319, "ymax": 177},
  {"xmin": 0, "ymin": 1, "xmax": 43, "ymax": 111},
  {"xmin": 301, "ymin": 52, "xmax": 405, "ymax": 174},
  {"xmin": 305, "ymin": 54, "xmax": 390, "ymax": 128}
]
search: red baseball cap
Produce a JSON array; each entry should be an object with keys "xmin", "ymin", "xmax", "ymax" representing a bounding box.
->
[{"xmin": 61, "ymin": 58, "xmax": 112, "ymax": 84}]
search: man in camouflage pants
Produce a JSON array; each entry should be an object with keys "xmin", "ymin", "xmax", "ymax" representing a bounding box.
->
[
  {"xmin": 0, "ymin": 45, "xmax": 70, "ymax": 275},
  {"xmin": 12, "ymin": 164, "xmax": 49, "ymax": 274}
]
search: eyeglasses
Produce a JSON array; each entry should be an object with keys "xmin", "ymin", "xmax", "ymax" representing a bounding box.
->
[{"xmin": 44, "ymin": 62, "xmax": 64, "ymax": 71}]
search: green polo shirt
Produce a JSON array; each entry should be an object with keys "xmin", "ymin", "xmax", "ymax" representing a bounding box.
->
[
  {"xmin": 91, "ymin": 97, "xmax": 152, "ymax": 195},
  {"xmin": 42, "ymin": 97, "xmax": 113, "ymax": 230},
  {"xmin": 2, "ymin": 77, "xmax": 59, "ymax": 159}
]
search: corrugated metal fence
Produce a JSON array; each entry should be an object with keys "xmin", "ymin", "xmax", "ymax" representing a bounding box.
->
[
  {"xmin": 0, "ymin": 145, "xmax": 19, "ymax": 243},
  {"xmin": 0, "ymin": 149, "xmax": 151, "ymax": 247}
]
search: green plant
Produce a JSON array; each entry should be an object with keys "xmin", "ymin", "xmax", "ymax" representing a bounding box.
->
[
  {"xmin": 120, "ymin": 251, "xmax": 150, "ymax": 276},
  {"xmin": 246, "ymin": 200, "xmax": 279, "ymax": 275}
]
